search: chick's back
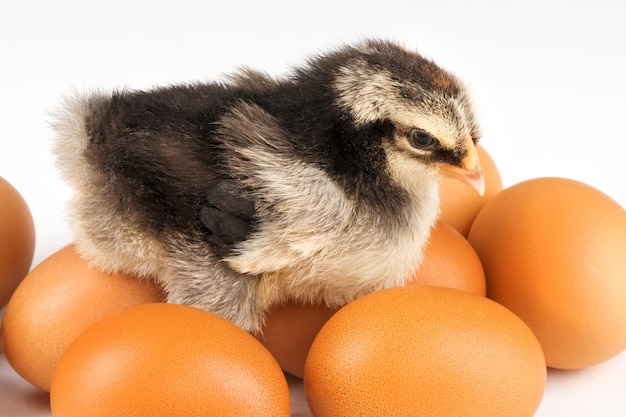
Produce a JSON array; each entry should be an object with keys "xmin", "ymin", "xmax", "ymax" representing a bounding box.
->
[{"xmin": 78, "ymin": 81, "xmax": 263, "ymax": 236}]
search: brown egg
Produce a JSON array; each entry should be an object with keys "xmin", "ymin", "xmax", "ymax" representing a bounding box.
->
[
  {"xmin": 304, "ymin": 286, "xmax": 546, "ymax": 417},
  {"xmin": 0, "ymin": 176, "xmax": 36, "ymax": 309},
  {"xmin": 257, "ymin": 301, "xmax": 338, "ymax": 379},
  {"xmin": 439, "ymin": 145, "xmax": 503, "ymax": 236},
  {"xmin": 468, "ymin": 177, "xmax": 626, "ymax": 369},
  {"xmin": 50, "ymin": 303, "xmax": 291, "ymax": 417},
  {"xmin": 408, "ymin": 221, "xmax": 486, "ymax": 296},
  {"xmin": 0, "ymin": 244, "xmax": 164, "ymax": 391}
]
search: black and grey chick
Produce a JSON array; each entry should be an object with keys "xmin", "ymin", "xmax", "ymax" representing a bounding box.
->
[{"xmin": 53, "ymin": 39, "xmax": 484, "ymax": 334}]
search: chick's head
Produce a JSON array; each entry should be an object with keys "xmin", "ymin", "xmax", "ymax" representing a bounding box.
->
[{"xmin": 332, "ymin": 40, "xmax": 484, "ymax": 195}]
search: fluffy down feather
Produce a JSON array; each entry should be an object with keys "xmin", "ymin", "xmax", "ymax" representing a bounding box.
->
[{"xmin": 52, "ymin": 39, "xmax": 480, "ymax": 334}]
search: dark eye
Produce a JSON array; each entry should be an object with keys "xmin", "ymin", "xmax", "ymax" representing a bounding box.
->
[{"xmin": 409, "ymin": 129, "xmax": 436, "ymax": 149}]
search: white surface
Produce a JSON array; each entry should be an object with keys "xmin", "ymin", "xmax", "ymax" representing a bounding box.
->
[{"xmin": 1, "ymin": 0, "xmax": 625, "ymax": 415}]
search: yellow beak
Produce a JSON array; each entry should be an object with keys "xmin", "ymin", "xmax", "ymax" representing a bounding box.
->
[{"xmin": 437, "ymin": 141, "xmax": 485, "ymax": 196}]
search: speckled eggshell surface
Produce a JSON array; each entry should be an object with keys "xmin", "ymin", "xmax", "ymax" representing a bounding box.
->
[
  {"xmin": 50, "ymin": 303, "xmax": 291, "ymax": 417},
  {"xmin": 469, "ymin": 177, "xmax": 626, "ymax": 369},
  {"xmin": 0, "ymin": 176, "xmax": 36, "ymax": 309},
  {"xmin": 304, "ymin": 286, "xmax": 546, "ymax": 417},
  {"xmin": 0, "ymin": 244, "xmax": 164, "ymax": 391}
]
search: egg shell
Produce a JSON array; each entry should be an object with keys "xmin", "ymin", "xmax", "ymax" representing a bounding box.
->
[
  {"xmin": 439, "ymin": 145, "xmax": 503, "ymax": 236},
  {"xmin": 468, "ymin": 177, "xmax": 626, "ymax": 369},
  {"xmin": 304, "ymin": 286, "xmax": 546, "ymax": 417},
  {"xmin": 0, "ymin": 244, "xmax": 164, "ymax": 391},
  {"xmin": 50, "ymin": 303, "xmax": 291, "ymax": 417},
  {"xmin": 408, "ymin": 221, "xmax": 486, "ymax": 296},
  {"xmin": 0, "ymin": 176, "xmax": 36, "ymax": 309},
  {"xmin": 257, "ymin": 302, "xmax": 338, "ymax": 379}
]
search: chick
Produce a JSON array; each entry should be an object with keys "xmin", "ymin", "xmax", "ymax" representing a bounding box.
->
[{"xmin": 53, "ymin": 39, "xmax": 483, "ymax": 334}]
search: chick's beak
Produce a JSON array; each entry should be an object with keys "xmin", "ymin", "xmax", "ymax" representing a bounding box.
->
[{"xmin": 437, "ymin": 141, "xmax": 485, "ymax": 196}]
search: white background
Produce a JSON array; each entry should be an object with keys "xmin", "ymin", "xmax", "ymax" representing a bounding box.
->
[{"xmin": 1, "ymin": 0, "xmax": 625, "ymax": 415}]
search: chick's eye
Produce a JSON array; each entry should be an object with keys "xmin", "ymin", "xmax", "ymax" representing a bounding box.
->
[{"xmin": 409, "ymin": 129, "xmax": 436, "ymax": 149}]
